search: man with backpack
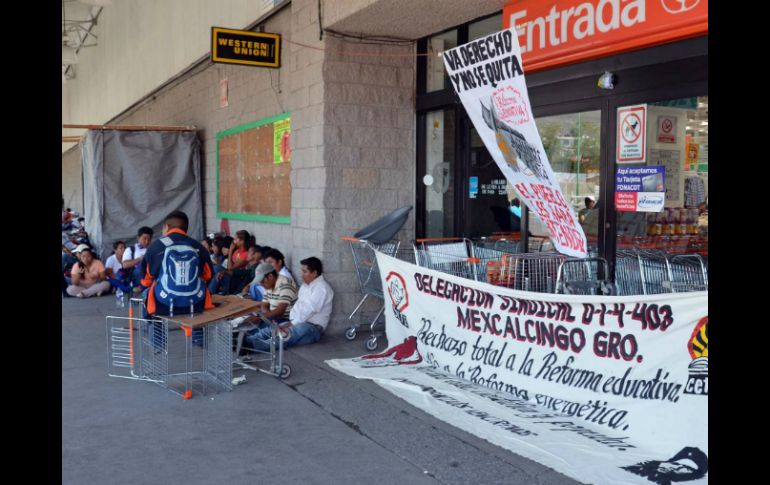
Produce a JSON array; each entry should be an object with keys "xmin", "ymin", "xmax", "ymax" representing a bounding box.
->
[{"xmin": 140, "ymin": 211, "xmax": 215, "ymax": 348}]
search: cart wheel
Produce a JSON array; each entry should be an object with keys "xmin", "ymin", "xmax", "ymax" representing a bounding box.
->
[
  {"xmin": 279, "ymin": 364, "xmax": 291, "ymax": 379},
  {"xmin": 365, "ymin": 336, "xmax": 378, "ymax": 351},
  {"xmin": 345, "ymin": 327, "xmax": 357, "ymax": 341}
]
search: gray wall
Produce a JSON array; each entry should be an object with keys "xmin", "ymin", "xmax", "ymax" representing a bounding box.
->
[
  {"xmin": 62, "ymin": 146, "xmax": 83, "ymax": 214},
  {"xmin": 62, "ymin": 0, "xmax": 418, "ymax": 334}
]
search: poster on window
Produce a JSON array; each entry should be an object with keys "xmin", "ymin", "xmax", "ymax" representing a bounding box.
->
[
  {"xmin": 328, "ymin": 252, "xmax": 708, "ymax": 485},
  {"xmin": 442, "ymin": 28, "xmax": 587, "ymax": 258},
  {"xmin": 615, "ymin": 166, "xmax": 666, "ymax": 212}
]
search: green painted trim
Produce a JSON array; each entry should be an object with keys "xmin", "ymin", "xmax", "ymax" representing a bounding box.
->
[
  {"xmin": 217, "ymin": 112, "xmax": 290, "ymax": 138},
  {"xmin": 215, "ymin": 112, "xmax": 292, "ymax": 220},
  {"xmin": 216, "ymin": 212, "xmax": 291, "ymax": 224}
]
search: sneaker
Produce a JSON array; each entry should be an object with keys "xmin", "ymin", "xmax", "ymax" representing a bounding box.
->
[
  {"xmin": 76, "ymin": 292, "xmax": 85, "ymax": 298},
  {"xmin": 96, "ymin": 290, "xmax": 105, "ymax": 297},
  {"xmin": 230, "ymin": 315, "xmax": 248, "ymax": 327}
]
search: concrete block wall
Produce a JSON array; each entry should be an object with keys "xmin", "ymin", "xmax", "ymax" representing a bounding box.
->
[
  {"xmin": 114, "ymin": 2, "xmax": 323, "ymax": 273},
  {"xmin": 65, "ymin": 0, "xmax": 419, "ymax": 335},
  {"xmin": 319, "ymin": 36, "xmax": 416, "ymax": 331}
]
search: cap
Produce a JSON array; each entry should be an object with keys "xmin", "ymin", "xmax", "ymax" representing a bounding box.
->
[
  {"xmin": 72, "ymin": 243, "xmax": 90, "ymax": 253},
  {"xmin": 252, "ymin": 262, "xmax": 275, "ymax": 284}
]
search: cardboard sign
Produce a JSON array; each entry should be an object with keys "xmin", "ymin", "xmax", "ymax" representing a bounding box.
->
[
  {"xmin": 443, "ymin": 28, "xmax": 587, "ymax": 258},
  {"xmin": 617, "ymin": 105, "xmax": 647, "ymax": 164}
]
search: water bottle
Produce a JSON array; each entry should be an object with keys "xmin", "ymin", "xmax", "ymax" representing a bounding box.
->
[
  {"xmin": 189, "ymin": 302, "xmax": 194, "ymax": 318},
  {"xmin": 115, "ymin": 289, "xmax": 124, "ymax": 308},
  {"xmin": 169, "ymin": 298, "xmax": 174, "ymax": 317}
]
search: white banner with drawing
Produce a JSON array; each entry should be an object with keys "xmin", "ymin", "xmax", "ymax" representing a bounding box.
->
[
  {"xmin": 442, "ymin": 28, "xmax": 587, "ymax": 257},
  {"xmin": 327, "ymin": 252, "xmax": 708, "ymax": 484}
]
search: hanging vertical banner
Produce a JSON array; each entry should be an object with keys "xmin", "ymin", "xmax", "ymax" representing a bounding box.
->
[{"xmin": 443, "ymin": 28, "xmax": 587, "ymax": 258}]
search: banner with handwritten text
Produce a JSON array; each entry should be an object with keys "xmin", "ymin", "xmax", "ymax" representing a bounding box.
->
[
  {"xmin": 328, "ymin": 252, "xmax": 708, "ymax": 484},
  {"xmin": 443, "ymin": 28, "xmax": 587, "ymax": 257}
]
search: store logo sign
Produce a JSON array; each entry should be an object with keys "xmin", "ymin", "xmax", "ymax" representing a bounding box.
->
[
  {"xmin": 211, "ymin": 27, "xmax": 281, "ymax": 68},
  {"xmin": 661, "ymin": 0, "xmax": 701, "ymax": 15}
]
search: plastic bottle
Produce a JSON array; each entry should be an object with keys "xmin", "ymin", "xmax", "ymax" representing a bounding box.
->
[
  {"xmin": 169, "ymin": 298, "xmax": 174, "ymax": 317},
  {"xmin": 115, "ymin": 289, "xmax": 124, "ymax": 308}
]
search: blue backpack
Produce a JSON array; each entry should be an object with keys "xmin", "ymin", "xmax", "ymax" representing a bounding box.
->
[{"xmin": 154, "ymin": 237, "xmax": 205, "ymax": 309}]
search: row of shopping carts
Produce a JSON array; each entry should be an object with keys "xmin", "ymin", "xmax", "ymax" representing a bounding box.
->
[{"xmin": 342, "ymin": 236, "xmax": 708, "ymax": 349}]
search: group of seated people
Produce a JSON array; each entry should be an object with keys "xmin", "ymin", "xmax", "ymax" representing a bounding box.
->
[{"xmin": 62, "ymin": 210, "xmax": 334, "ymax": 352}]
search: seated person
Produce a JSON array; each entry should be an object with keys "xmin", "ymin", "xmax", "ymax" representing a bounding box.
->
[
  {"xmin": 209, "ymin": 230, "xmax": 251, "ymax": 295},
  {"xmin": 228, "ymin": 244, "xmax": 263, "ymax": 295},
  {"xmin": 244, "ymin": 257, "xmax": 332, "ymax": 352},
  {"xmin": 140, "ymin": 210, "xmax": 215, "ymax": 349},
  {"xmin": 264, "ymin": 248, "xmax": 294, "ymax": 283},
  {"xmin": 123, "ymin": 226, "xmax": 154, "ymax": 289},
  {"xmin": 240, "ymin": 262, "xmax": 298, "ymax": 352},
  {"xmin": 105, "ymin": 241, "xmax": 131, "ymax": 293},
  {"xmin": 66, "ymin": 247, "xmax": 112, "ymax": 298}
]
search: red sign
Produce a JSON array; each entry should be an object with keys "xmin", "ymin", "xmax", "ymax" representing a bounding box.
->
[
  {"xmin": 615, "ymin": 192, "xmax": 638, "ymax": 212},
  {"xmin": 617, "ymin": 105, "xmax": 647, "ymax": 163},
  {"xmin": 503, "ymin": 0, "xmax": 708, "ymax": 73}
]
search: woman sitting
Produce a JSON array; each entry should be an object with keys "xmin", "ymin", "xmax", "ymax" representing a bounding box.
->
[
  {"xmin": 66, "ymin": 247, "xmax": 112, "ymax": 298},
  {"xmin": 209, "ymin": 230, "xmax": 251, "ymax": 295}
]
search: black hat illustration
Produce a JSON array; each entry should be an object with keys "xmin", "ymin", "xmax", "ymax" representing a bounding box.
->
[
  {"xmin": 481, "ymin": 100, "xmax": 549, "ymax": 181},
  {"xmin": 622, "ymin": 446, "xmax": 707, "ymax": 484}
]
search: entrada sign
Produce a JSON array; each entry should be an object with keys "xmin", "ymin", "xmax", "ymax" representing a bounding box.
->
[
  {"xmin": 211, "ymin": 27, "xmax": 281, "ymax": 68},
  {"xmin": 503, "ymin": 0, "xmax": 708, "ymax": 73}
]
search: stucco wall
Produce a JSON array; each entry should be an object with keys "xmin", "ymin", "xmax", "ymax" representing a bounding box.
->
[{"xmin": 62, "ymin": 0, "xmax": 276, "ymax": 151}]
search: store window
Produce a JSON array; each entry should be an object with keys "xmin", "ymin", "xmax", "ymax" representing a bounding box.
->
[
  {"xmin": 423, "ymin": 109, "xmax": 456, "ymax": 237},
  {"xmin": 426, "ymin": 30, "xmax": 457, "ymax": 92},
  {"xmin": 528, "ymin": 110, "xmax": 602, "ymax": 252},
  {"xmin": 469, "ymin": 14, "xmax": 503, "ymax": 41},
  {"xmin": 615, "ymin": 96, "xmax": 708, "ymax": 259}
]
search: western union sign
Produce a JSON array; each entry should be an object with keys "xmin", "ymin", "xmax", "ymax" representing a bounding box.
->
[{"xmin": 211, "ymin": 27, "xmax": 281, "ymax": 68}]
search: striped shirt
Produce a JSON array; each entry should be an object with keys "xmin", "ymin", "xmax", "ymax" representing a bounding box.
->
[{"xmin": 264, "ymin": 274, "xmax": 298, "ymax": 320}]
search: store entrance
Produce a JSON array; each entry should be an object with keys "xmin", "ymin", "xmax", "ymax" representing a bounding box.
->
[{"xmin": 460, "ymin": 119, "xmax": 519, "ymax": 239}]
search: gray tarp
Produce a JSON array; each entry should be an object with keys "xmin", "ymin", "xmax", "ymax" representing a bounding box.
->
[{"xmin": 81, "ymin": 130, "xmax": 203, "ymax": 259}]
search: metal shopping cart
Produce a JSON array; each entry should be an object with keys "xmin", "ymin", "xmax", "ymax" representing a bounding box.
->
[
  {"xmin": 555, "ymin": 257, "xmax": 616, "ymax": 295},
  {"xmin": 413, "ymin": 238, "xmax": 479, "ymax": 281},
  {"xmin": 231, "ymin": 309, "xmax": 291, "ymax": 379},
  {"xmin": 342, "ymin": 237, "xmax": 401, "ymax": 350}
]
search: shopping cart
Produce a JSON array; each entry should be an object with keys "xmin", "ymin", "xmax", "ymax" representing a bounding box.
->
[
  {"xmin": 342, "ymin": 237, "xmax": 400, "ymax": 350},
  {"xmin": 231, "ymin": 309, "xmax": 291, "ymax": 379},
  {"xmin": 555, "ymin": 257, "xmax": 615, "ymax": 295},
  {"xmin": 414, "ymin": 238, "xmax": 480, "ymax": 281},
  {"xmin": 667, "ymin": 254, "xmax": 708, "ymax": 292}
]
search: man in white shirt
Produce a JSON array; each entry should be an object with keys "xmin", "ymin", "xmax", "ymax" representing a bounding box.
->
[
  {"xmin": 122, "ymin": 226, "xmax": 154, "ymax": 288},
  {"xmin": 244, "ymin": 256, "xmax": 333, "ymax": 353}
]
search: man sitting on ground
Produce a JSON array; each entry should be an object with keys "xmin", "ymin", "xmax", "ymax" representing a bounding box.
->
[
  {"xmin": 243, "ymin": 257, "xmax": 332, "ymax": 352},
  {"xmin": 239, "ymin": 262, "xmax": 297, "ymax": 352},
  {"xmin": 123, "ymin": 226, "xmax": 154, "ymax": 289},
  {"xmin": 264, "ymin": 248, "xmax": 294, "ymax": 283}
]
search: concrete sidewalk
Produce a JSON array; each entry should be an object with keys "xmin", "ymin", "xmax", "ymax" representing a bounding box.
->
[{"xmin": 62, "ymin": 295, "xmax": 579, "ymax": 485}]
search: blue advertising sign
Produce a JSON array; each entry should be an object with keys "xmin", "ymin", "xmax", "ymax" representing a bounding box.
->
[{"xmin": 615, "ymin": 166, "xmax": 666, "ymax": 212}]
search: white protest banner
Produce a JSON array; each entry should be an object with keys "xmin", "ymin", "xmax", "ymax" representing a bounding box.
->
[
  {"xmin": 443, "ymin": 28, "xmax": 587, "ymax": 257},
  {"xmin": 328, "ymin": 252, "xmax": 708, "ymax": 484}
]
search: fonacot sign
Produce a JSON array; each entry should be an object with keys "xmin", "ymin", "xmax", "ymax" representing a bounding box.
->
[
  {"xmin": 211, "ymin": 27, "xmax": 281, "ymax": 68},
  {"xmin": 503, "ymin": 0, "xmax": 708, "ymax": 73}
]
